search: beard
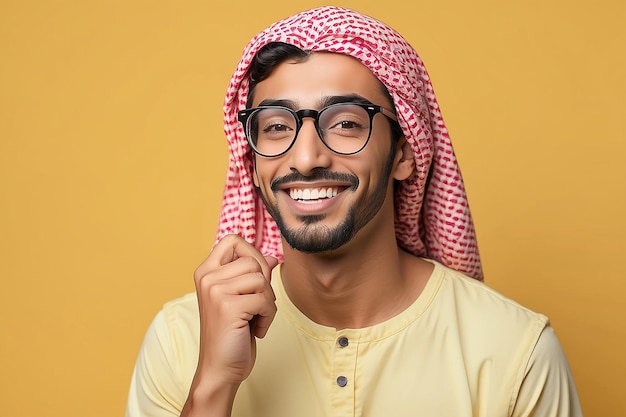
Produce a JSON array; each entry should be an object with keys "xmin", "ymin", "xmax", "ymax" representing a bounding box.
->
[
  {"xmin": 277, "ymin": 208, "xmax": 357, "ymax": 253},
  {"xmin": 256, "ymin": 144, "xmax": 397, "ymax": 254}
]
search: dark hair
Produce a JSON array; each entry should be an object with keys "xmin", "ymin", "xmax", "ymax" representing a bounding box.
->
[
  {"xmin": 247, "ymin": 43, "xmax": 311, "ymax": 106},
  {"xmin": 246, "ymin": 42, "xmax": 404, "ymax": 143}
]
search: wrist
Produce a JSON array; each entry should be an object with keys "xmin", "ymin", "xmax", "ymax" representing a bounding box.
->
[{"xmin": 182, "ymin": 377, "xmax": 240, "ymax": 417}]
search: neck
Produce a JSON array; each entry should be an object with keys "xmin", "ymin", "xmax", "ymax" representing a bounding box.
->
[{"xmin": 280, "ymin": 229, "xmax": 432, "ymax": 329}]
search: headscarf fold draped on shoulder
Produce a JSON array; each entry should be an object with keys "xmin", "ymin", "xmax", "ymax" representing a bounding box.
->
[{"xmin": 216, "ymin": 6, "xmax": 484, "ymax": 280}]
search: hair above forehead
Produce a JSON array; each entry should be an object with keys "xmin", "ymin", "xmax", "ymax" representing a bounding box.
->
[
  {"xmin": 249, "ymin": 43, "xmax": 310, "ymax": 84},
  {"xmin": 246, "ymin": 43, "xmax": 310, "ymax": 107}
]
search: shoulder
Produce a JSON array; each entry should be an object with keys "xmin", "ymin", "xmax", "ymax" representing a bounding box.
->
[
  {"xmin": 160, "ymin": 292, "xmax": 200, "ymax": 331},
  {"xmin": 426, "ymin": 262, "xmax": 584, "ymax": 413},
  {"xmin": 126, "ymin": 293, "xmax": 200, "ymax": 416},
  {"xmin": 143, "ymin": 292, "xmax": 200, "ymax": 380},
  {"xmin": 432, "ymin": 261, "xmax": 549, "ymax": 329},
  {"xmin": 426, "ymin": 262, "xmax": 550, "ymax": 366}
]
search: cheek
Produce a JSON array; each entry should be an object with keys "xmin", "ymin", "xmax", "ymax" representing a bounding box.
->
[
  {"xmin": 252, "ymin": 157, "xmax": 271, "ymax": 189},
  {"xmin": 252, "ymin": 159, "xmax": 280, "ymax": 192},
  {"xmin": 252, "ymin": 167, "xmax": 260, "ymax": 187}
]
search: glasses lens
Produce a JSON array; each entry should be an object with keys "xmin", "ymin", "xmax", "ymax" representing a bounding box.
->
[
  {"xmin": 247, "ymin": 107, "xmax": 297, "ymax": 156},
  {"xmin": 318, "ymin": 104, "xmax": 372, "ymax": 154}
]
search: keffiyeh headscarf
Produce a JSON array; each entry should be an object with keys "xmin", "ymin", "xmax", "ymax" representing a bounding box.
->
[{"xmin": 216, "ymin": 6, "xmax": 483, "ymax": 280}]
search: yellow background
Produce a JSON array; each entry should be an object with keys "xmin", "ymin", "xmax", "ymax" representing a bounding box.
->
[{"xmin": 1, "ymin": 0, "xmax": 624, "ymax": 416}]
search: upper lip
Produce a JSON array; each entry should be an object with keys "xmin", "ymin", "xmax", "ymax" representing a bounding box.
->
[
  {"xmin": 270, "ymin": 171, "xmax": 359, "ymax": 193},
  {"xmin": 275, "ymin": 181, "xmax": 354, "ymax": 191}
]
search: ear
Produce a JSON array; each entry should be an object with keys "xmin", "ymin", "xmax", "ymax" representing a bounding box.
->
[{"xmin": 392, "ymin": 137, "xmax": 415, "ymax": 181}]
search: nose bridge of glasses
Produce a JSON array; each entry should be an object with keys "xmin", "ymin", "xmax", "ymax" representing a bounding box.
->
[
  {"xmin": 295, "ymin": 108, "xmax": 320, "ymax": 123},
  {"xmin": 294, "ymin": 108, "xmax": 324, "ymax": 138}
]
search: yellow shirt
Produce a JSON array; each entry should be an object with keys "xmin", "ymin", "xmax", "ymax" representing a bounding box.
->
[{"xmin": 126, "ymin": 261, "xmax": 582, "ymax": 417}]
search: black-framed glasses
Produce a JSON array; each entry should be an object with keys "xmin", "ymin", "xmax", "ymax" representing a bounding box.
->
[{"xmin": 238, "ymin": 102, "xmax": 398, "ymax": 158}]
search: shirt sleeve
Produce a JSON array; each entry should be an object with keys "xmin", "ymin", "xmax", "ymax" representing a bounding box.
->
[
  {"xmin": 125, "ymin": 310, "xmax": 187, "ymax": 417},
  {"xmin": 510, "ymin": 326, "xmax": 584, "ymax": 417}
]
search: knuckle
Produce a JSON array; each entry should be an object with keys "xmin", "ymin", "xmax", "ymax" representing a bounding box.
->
[
  {"xmin": 194, "ymin": 266, "xmax": 211, "ymax": 285},
  {"xmin": 267, "ymin": 286, "xmax": 277, "ymax": 301},
  {"xmin": 194, "ymin": 259, "xmax": 216, "ymax": 283},
  {"xmin": 193, "ymin": 267, "xmax": 204, "ymax": 283},
  {"xmin": 240, "ymin": 255, "xmax": 262, "ymax": 273},
  {"xmin": 268, "ymin": 299, "xmax": 277, "ymax": 313},
  {"xmin": 221, "ymin": 234, "xmax": 241, "ymax": 245},
  {"xmin": 205, "ymin": 280, "xmax": 224, "ymax": 299},
  {"xmin": 195, "ymin": 272, "xmax": 221, "ymax": 297},
  {"xmin": 251, "ymin": 270, "xmax": 265, "ymax": 280},
  {"xmin": 249, "ymin": 271, "xmax": 268, "ymax": 291}
]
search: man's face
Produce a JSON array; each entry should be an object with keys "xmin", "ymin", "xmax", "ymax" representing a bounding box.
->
[{"xmin": 250, "ymin": 52, "xmax": 402, "ymax": 254}]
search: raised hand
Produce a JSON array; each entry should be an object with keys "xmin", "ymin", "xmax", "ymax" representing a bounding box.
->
[{"xmin": 181, "ymin": 234, "xmax": 279, "ymax": 417}]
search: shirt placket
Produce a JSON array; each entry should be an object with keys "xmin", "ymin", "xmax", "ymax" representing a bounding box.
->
[{"xmin": 330, "ymin": 330, "xmax": 359, "ymax": 416}]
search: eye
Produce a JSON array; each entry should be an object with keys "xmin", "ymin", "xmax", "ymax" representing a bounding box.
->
[
  {"xmin": 330, "ymin": 120, "xmax": 362, "ymax": 130},
  {"xmin": 320, "ymin": 104, "xmax": 370, "ymax": 136},
  {"xmin": 263, "ymin": 123, "xmax": 292, "ymax": 133},
  {"xmin": 325, "ymin": 117, "xmax": 368, "ymax": 136},
  {"xmin": 254, "ymin": 109, "xmax": 296, "ymax": 139}
]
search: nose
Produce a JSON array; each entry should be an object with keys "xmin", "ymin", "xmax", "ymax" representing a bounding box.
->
[{"xmin": 287, "ymin": 119, "xmax": 332, "ymax": 176}]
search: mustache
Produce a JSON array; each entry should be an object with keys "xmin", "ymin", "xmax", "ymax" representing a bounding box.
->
[{"xmin": 270, "ymin": 171, "xmax": 359, "ymax": 192}]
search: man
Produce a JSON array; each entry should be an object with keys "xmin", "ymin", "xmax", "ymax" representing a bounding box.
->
[{"xmin": 126, "ymin": 7, "xmax": 582, "ymax": 417}]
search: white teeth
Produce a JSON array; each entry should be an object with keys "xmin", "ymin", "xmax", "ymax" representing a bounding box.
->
[{"xmin": 289, "ymin": 187, "xmax": 339, "ymax": 201}]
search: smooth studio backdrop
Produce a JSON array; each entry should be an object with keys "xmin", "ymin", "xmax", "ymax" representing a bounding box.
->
[{"xmin": 1, "ymin": 1, "xmax": 624, "ymax": 416}]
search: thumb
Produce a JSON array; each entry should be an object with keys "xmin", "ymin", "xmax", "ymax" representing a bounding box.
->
[{"xmin": 264, "ymin": 255, "xmax": 280, "ymax": 273}]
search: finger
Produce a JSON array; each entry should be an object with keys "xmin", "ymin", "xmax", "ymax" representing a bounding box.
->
[
  {"xmin": 263, "ymin": 256, "xmax": 280, "ymax": 282},
  {"xmin": 196, "ymin": 235, "xmax": 272, "ymax": 280},
  {"xmin": 203, "ymin": 272, "xmax": 271, "ymax": 297},
  {"xmin": 196, "ymin": 255, "xmax": 267, "ymax": 285},
  {"xmin": 223, "ymin": 293, "xmax": 277, "ymax": 330},
  {"xmin": 248, "ymin": 283, "xmax": 277, "ymax": 339},
  {"xmin": 215, "ymin": 235, "xmax": 269, "ymax": 275},
  {"xmin": 241, "ymin": 296, "xmax": 277, "ymax": 339},
  {"xmin": 252, "ymin": 310, "xmax": 276, "ymax": 339}
]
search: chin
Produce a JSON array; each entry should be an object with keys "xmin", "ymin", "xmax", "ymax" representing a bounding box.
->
[{"xmin": 279, "ymin": 213, "xmax": 356, "ymax": 254}]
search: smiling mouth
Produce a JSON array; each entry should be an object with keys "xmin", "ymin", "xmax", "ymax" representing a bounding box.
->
[{"xmin": 289, "ymin": 187, "xmax": 340, "ymax": 202}]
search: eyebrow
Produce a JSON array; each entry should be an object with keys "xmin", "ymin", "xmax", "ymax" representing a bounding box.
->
[{"xmin": 256, "ymin": 94, "xmax": 376, "ymax": 109}]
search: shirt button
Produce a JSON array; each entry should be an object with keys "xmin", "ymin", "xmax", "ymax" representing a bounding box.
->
[
  {"xmin": 337, "ymin": 337, "xmax": 349, "ymax": 348},
  {"xmin": 336, "ymin": 376, "xmax": 348, "ymax": 387}
]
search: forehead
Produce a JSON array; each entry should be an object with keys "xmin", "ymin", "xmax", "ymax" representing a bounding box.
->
[{"xmin": 249, "ymin": 52, "xmax": 390, "ymax": 109}]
